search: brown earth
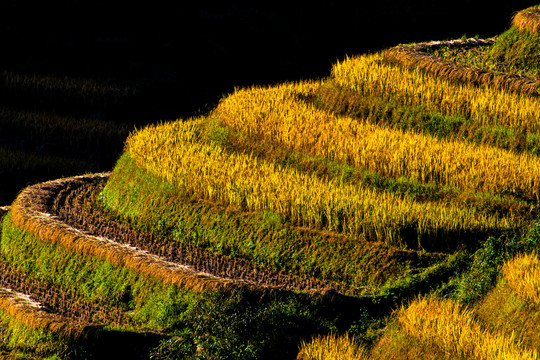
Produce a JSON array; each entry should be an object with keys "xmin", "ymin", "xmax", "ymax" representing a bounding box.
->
[{"xmin": 50, "ymin": 175, "xmax": 344, "ymax": 294}]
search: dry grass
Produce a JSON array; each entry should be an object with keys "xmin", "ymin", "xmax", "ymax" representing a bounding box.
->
[{"xmin": 513, "ymin": 6, "xmax": 540, "ymax": 35}]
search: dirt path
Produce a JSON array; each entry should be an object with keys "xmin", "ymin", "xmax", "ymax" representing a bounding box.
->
[{"xmin": 50, "ymin": 174, "xmax": 344, "ymax": 294}]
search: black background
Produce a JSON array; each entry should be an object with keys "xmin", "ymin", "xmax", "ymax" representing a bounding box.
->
[{"xmin": 1, "ymin": 1, "xmax": 537, "ymax": 113}]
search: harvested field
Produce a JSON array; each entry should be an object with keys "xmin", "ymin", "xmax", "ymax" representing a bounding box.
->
[
  {"xmin": 513, "ymin": 6, "xmax": 540, "ymax": 35},
  {"xmin": 9, "ymin": 173, "xmax": 381, "ymax": 300},
  {"xmin": 0, "ymin": 286, "xmax": 99, "ymax": 339},
  {"xmin": 9, "ymin": 174, "xmax": 244, "ymax": 294},
  {"xmin": 0, "ymin": 257, "xmax": 128, "ymax": 327}
]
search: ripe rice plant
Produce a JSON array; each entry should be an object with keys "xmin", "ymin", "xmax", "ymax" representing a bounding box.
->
[
  {"xmin": 297, "ymin": 333, "xmax": 368, "ymax": 360},
  {"xmin": 126, "ymin": 118, "xmax": 519, "ymax": 248},
  {"xmin": 501, "ymin": 251, "xmax": 540, "ymax": 306},
  {"xmin": 474, "ymin": 278, "xmax": 540, "ymax": 354},
  {"xmin": 397, "ymin": 296, "xmax": 539, "ymax": 360},
  {"xmin": 332, "ymin": 52, "xmax": 540, "ymax": 132},
  {"xmin": 216, "ymin": 83, "xmax": 540, "ymax": 201},
  {"xmin": 513, "ymin": 6, "xmax": 540, "ymax": 35}
]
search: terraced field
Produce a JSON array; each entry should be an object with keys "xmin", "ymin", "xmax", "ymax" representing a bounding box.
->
[{"xmin": 2, "ymin": 4, "xmax": 540, "ymax": 359}]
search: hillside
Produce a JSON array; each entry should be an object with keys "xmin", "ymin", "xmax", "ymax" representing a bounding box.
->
[{"xmin": 1, "ymin": 3, "xmax": 540, "ymax": 359}]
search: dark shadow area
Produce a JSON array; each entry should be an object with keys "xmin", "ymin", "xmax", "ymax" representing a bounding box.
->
[
  {"xmin": 78, "ymin": 328, "xmax": 165, "ymax": 360},
  {"xmin": 0, "ymin": 1, "xmax": 537, "ymax": 204}
]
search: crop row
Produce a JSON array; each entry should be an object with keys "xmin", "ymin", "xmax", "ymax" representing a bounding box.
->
[
  {"xmin": 0, "ymin": 258, "xmax": 128, "ymax": 328},
  {"xmin": 382, "ymin": 39, "xmax": 540, "ymax": 97},
  {"xmin": 513, "ymin": 6, "xmax": 540, "ymax": 35},
  {"xmin": 297, "ymin": 74, "xmax": 540, "ymax": 158},
  {"xmin": 1, "ymin": 207, "xmax": 129, "ymax": 328},
  {"xmin": 127, "ymin": 119, "xmax": 520, "ymax": 249},
  {"xmin": 7, "ymin": 174, "xmax": 262, "ymax": 295},
  {"xmin": 332, "ymin": 52, "xmax": 540, "ymax": 131},
  {"xmin": 215, "ymin": 82, "xmax": 540, "ymax": 201},
  {"xmin": 103, "ymin": 153, "xmax": 448, "ymax": 291},
  {"xmin": 0, "ymin": 230, "xmax": 164, "ymax": 358},
  {"xmin": 0, "ymin": 286, "xmax": 91, "ymax": 341},
  {"xmin": 9, "ymin": 173, "xmax": 372, "ymax": 300},
  {"xmin": 50, "ymin": 175, "xmax": 340, "ymax": 293}
]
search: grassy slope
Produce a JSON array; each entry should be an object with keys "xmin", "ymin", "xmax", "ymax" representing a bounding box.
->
[
  {"xmin": 2, "ymin": 191, "xmax": 356, "ymax": 359},
  {"xmin": 426, "ymin": 27, "xmax": 540, "ymax": 78}
]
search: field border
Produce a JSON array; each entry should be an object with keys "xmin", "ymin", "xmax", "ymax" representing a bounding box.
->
[
  {"xmin": 382, "ymin": 38, "xmax": 540, "ymax": 97},
  {"xmin": 513, "ymin": 6, "xmax": 540, "ymax": 35},
  {"xmin": 0, "ymin": 286, "xmax": 98, "ymax": 340},
  {"xmin": 8, "ymin": 173, "xmax": 355, "ymax": 300}
]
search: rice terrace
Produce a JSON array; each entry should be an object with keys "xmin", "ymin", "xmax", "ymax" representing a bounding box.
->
[{"xmin": 2, "ymin": 3, "xmax": 540, "ymax": 359}]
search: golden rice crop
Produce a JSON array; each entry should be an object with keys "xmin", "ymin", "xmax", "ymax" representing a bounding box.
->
[
  {"xmin": 126, "ymin": 119, "xmax": 518, "ymax": 246},
  {"xmin": 382, "ymin": 42, "xmax": 540, "ymax": 97},
  {"xmin": 331, "ymin": 52, "xmax": 540, "ymax": 132},
  {"xmin": 397, "ymin": 296, "xmax": 539, "ymax": 359},
  {"xmin": 297, "ymin": 333, "xmax": 369, "ymax": 360},
  {"xmin": 216, "ymin": 83, "xmax": 540, "ymax": 201},
  {"xmin": 501, "ymin": 252, "xmax": 540, "ymax": 306},
  {"xmin": 513, "ymin": 6, "xmax": 540, "ymax": 35}
]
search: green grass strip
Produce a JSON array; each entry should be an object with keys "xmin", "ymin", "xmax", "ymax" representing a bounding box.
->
[
  {"xmin": 101, "ymin": 152, "xmax": 445, "ymax": 291},
  {"xmin": 0, "ymin": 212, "xmax": 197, "ymax": 331}
]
